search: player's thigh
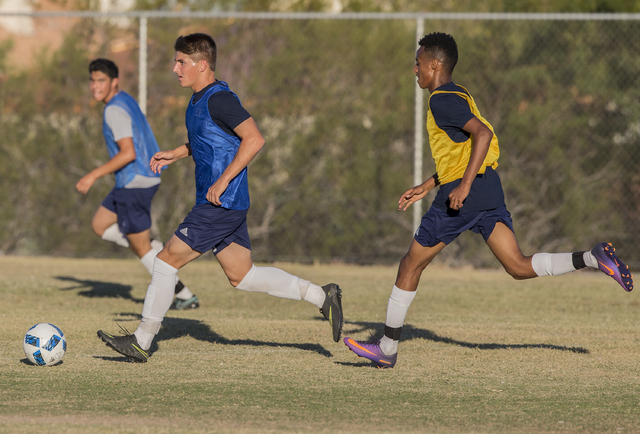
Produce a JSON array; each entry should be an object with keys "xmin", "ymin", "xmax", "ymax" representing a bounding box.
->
[
  {"xmin": 215, "ymin": 242, "xmax": 254, "ymax": 286},
  {"xmin": 157, "ymin": 234, "xmax": 202, "ymax": 269},
  {"xmin": 91, "ymin": 206, "xmax": 118, "ymax": 236}
]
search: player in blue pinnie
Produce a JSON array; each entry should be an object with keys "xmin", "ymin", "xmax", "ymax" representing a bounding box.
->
[
  {"xmin": 97, "ymin": 34, "xmax": 343, "ymax": 362},
  {"xmin": 78, "ymin": 59, "xmax": 199, "ymax": 310},
  {"xmin": 344, "ymin": 32, "xmax": 633, "ymax": 368}
]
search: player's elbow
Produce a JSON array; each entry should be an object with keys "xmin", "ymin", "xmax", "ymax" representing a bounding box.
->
[
  {"xmin": 478, "ymin": 128, "xmax": 493, "ymax": 145},
  {"xmin": 122, "ymin": 149, "xmax": 136, "ymax": 163},
  {"xmin": 254, "ymin": 135, "xmax": 265, "ymax": 151}
]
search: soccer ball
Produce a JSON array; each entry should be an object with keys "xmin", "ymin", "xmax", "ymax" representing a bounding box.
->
[{"xmin": 23, "ymin": 323, "xmax": 67, "ymax": 366}]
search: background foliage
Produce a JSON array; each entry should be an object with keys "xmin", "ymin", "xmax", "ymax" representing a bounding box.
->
[{"xmin": 1, "ymin": 0, "xmax": 640, "ymax": 266}]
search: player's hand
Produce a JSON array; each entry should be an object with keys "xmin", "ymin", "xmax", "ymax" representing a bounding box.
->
[
  {"xmin": 76, "ymin": 173, "xmax": 96, "ymax": 194},
  {"xmin": 150, "ymin": 150, "xmax": 177, "ymax": 174},
  {"xmin": 448, "ymin": 184, "xmax": 470, "ymax": 210},
  {"xmin": 206, "ymin": 178, "xmax": 230, "ymax": 206},
  {"xmin": 398, "ymin": 184, "xmax": 429, "ymax": 211}
]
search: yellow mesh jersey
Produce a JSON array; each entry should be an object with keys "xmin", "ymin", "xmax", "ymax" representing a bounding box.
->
[{"xmin": 427, "ymin": 85, "xmax": 500, "ymax": 185}]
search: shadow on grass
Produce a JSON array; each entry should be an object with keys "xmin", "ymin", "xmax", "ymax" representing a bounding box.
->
[
  {"xmin": 94, "ymin": 313, "xmax": 333, "ymax": 362},
  {"xmin": 56, "ymin": 276, "xmax": 143, "ymax": 303},
  {"xmin": 343, "ymin": 320, "xmax": 590, "ymax": 354}
]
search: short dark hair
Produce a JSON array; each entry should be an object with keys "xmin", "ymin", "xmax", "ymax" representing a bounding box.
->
[
  {"xmin": 89, "ymin": 58, "xmax": 119, "ymax": 79},
  {"xmin": 418, "ymin": 32, "xmax": 458, "ymax": 75},
  {"xmin": 174, "ymin": 33, "xmax": 217, "ymax": 71}
]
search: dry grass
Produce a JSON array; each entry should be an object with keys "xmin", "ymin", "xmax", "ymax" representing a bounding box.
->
[{"xmin": 1, "ymin": 255, "xmax": 639, "ymax": 433}]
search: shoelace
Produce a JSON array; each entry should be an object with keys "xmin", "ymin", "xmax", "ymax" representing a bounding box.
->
[{"xmin": 116, "ymin": 323, "xmax": 134, "ymax": 337}]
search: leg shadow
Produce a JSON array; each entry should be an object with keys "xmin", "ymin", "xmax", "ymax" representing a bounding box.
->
[
  {"xmin": 97, "ymin": 313, "xmax": 333, "ymax": 360},
  {"xmin": 342, "ymin": 320, "xmax": 589, "ymax": 354},
  {"xmin": 56, "ymin": 276, "xmax": 143, "ymax": 303}
]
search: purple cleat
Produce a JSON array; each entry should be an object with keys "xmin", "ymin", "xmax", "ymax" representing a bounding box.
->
[
  {"xmin": 591, "ymin": 242, "xmax": 633, "ymax": 292},
  {"xmin": 344, "ymin": 337, "xmax": 397, "ymax": 368}
]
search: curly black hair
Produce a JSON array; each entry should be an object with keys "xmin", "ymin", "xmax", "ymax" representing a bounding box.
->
[{"xmin": 418, "ymin": 32, "xmax": 458, "ymax": 75}]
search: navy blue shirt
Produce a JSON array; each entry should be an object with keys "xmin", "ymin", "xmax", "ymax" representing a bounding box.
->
[
  {"xmin": 429, "ymin": 82, "xmax": 475, "ymax": 144},
  {"xmin": 192, "ymin": 81, "xmax": 251, "ymax": 137},
  {"xmin": 429, "ymin": 82, "xmax": 505, "ymax": 214}
]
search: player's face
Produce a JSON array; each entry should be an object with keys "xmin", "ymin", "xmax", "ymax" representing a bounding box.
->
[
  {"xmin": 173, "ymin": 52, "xmax": 202, "ymax": 90},
  {"xmin": 89, "ymin": 71, "xmax": 118, "ymax": 104},
  {"xmin": 414, "ymin": 47, "xmax": 436, "ymax": 91}
]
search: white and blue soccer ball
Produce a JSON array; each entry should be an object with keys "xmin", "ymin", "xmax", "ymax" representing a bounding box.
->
[{"xmin": 23, "ymin": 323, "xmax": 67, "ymax": 366}]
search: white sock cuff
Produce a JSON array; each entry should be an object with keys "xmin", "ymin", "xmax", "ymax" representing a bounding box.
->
[
  {"xmin": 385, "ymin": 285, "xmax": 417, "ymax": 329},
  {"xmin": 390, "ymin": 285, "xmax": 417, "ymax": 306},
  {"xmin": 236, "ymin": 264, "xmax": 258, "ymax": 291},
  {"xmin": 140, "ymin": 248, "xmax": 161, "ymax": 275},
  {"xmin": 101, "ymin": 223, "xmax": 129, "ymax": 248},
  {"xmin": 236, "ymin": 265, "xmax": 302, "ymax": 301},
  {"xmin": 154, "ymin": 257, "xmax": 178, "ymax": 276},
  {"xmin": 531, "ymin": 253, "xmax": 576, "ymax": 277}
]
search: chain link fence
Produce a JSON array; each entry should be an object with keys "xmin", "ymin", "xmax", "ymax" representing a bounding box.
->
[{"xmin": 1, "ymin": 12, "xmax": 639, "ymax": 267}]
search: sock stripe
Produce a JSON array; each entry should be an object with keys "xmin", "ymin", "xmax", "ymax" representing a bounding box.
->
[
  {"xmin": 384, "ymin": 325, "xmax": 402, "ymax": 341},
  {"xmin": 572, "ymin": 251, "xmax": 586, "ymax": 269}
]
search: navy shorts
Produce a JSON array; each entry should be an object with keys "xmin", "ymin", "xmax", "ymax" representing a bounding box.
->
[
  {"xmin": 175, "ymin": 203, "xmax": 251, "ymax": 255},
  {"xmin": 101, "ymin": 185, "xmax": 159, "ymax": 235},
  {"xmin": 415, "ymin": 204, "xmax": 514, "ymax": 247}
]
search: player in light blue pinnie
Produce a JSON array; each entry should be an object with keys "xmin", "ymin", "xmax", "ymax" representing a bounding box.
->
[{"xmin": 77, "ymin": 58, "xmax": 199, "ymax": 310}]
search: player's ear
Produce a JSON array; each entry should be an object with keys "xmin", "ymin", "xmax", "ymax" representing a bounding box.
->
[
  {"xmin": 430, "ymin": 58, "xmax": 439, "ymax": 70},
  {"xmin": 111, "ymin": 77, "xmax": 120, "ymax": 89},
  {"xmin": 199, "ymin": 59, "xmax": 209, "ymax": 72}
]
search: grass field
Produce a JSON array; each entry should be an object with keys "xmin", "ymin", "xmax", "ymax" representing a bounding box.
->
[{"xmin": 1, "ymin": 255, "xmax": 639, "ymax": 433}]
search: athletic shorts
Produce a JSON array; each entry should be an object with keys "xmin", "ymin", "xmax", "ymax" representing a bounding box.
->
[
  {"xmin": 101, "ymin": 185, "xmax": 159, "ymax": 235},
  {"xmin": 175, "ymin": 203, "xmax": 251, "ymax": 255},
  {"xmin": 415, "ymin": 204, "xmax": 514, "ymax": 247}
]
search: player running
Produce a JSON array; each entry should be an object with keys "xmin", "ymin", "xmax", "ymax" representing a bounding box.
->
[
  {"xmin": 97, "ymin": 34, "xmax": 343, "ymax": 362},
  {"xmin": 77, "ymin": 58, "xmax": 199, "ymax": 310},
  {"xmin": 344, "ymin": 32, "xmax": 633, "ymax": 368}
]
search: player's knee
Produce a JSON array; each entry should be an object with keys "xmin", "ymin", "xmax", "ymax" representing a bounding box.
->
[
  {"xmin": 504, "ymin": 263, "xmax": 531, "ymax": 280},
  {"xmin": 400, "ymin": 252, "xmax": 430, "ymax": 274},
  {"xmin": 91, "ymin": 221, "xmax": 105, "ymax": 237}
]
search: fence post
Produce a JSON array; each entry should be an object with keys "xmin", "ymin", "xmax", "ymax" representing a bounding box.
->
[
  {"xmin": 413, "ymin": 18, "xmax": 424, "ymax": 231},
  {"xmin": 139, "ymin": 15, "xmax": 147, "ymax": 114}
]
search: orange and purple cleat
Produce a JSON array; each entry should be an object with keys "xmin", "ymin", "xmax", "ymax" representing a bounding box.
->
[
  {"xmin": 343, "ymin": 337, "xmax": 397, "ymax": 368},
  {"xmin": 591, "ymin": 242, "xmax": 633, "ymax": 292}
]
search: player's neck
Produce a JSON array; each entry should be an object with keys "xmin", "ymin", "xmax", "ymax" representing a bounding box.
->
[
  {"xmin": 103, "ymin": 88, "xmax": 119, "ymax": 104},
  {"xmin": 428, "ymin": 75, "xmax": 452, "ymax": 93},
  {"xmin": 191, "ymin": 72, "xmax": 216, "ymax": 93}
]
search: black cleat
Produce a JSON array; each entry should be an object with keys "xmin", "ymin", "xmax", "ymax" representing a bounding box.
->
[
  {"xmin": 97, "ymin": 325, "xmax": 149, "ymax": 363},
  {"xmin": 320, "ymin": 283, "xmax": 343, "ymax": 342}
]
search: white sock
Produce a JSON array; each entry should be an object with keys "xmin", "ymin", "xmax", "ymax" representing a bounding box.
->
[
  {"xmin": 140, "ymin": 247, "xmax": 162, "ymax": 275},
  {"xmin": 101, "ymin": 223, "xmax": 129, "ymax": 248},
  {"xmin": 175, "ymin": 285, "xmax": 194, "ymax": 300},
  {"xmin": 140, "ymin": 247, "xmax": 193, "ymax": 299},
  {"xmin": 236, "ymin": 265, "xmax": 303, "ymax": 300},
  {"xmin": 134, "ymin": 258, "xmax": 178, "ymax": 350},
  {"xmin": 379, "ymin": 285, "xmax": 417, "ymax": 356},
  {"xmin": 299, "ymin": 279, "xmax": 326, "ymax": 309},
  {"xmin": 531, "ymin": 253, "xmax": 578, "ymax": 276},
  {"xmin": 583, "ymin": 251, "xmax": 597, "ymax": 268}
]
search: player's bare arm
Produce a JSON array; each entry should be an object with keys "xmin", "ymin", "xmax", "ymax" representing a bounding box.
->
[
  {"xmin": 398, "ymin": 174, "xmax": 439, "ymax": 211},
  {"xmin": 76, "ymin": 137, "xmax": 136, "ymax": 194},
  {"xmin": 447, "ymin": 117, "xmax": 493, "ymax": 210},
  {"xmin": 206, "ymin": 117, "xmax": 265, "ymax": 205},
  {"xmin": 150, "ymin": 144, "xmax": 191, "ymax": 174}
]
